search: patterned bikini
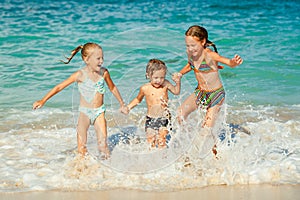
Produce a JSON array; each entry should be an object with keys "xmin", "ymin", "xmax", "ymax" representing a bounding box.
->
[
  {"xmin": 78, "ymin": 68, "xmax": 106, "ymax": 124},
  {"xmin": 189, "ymin": 61, "xmax": 225, "ymax": 109}
]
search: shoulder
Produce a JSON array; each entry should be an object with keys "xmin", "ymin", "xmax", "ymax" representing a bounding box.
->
[
  {"xmin": 101, "ymin": 67, "xmax": 112, "ymax": 81},
  {"xmin": 206, "ymin": 49, "xmax": 222, "ymax": 60},
  {"xmin": 205, "ymin": 48, "xmax": 217, "ymax": 57},
  {"xmin": 205, "ymin": 49, "xmax": 226, "ymax": 67},
  {"xmin": 141, "ymin": 82, "xmax": 156, "ymax": 93},
  {"xmin": 71, "ymin": 70, "xmax": 84, "ymax": 82},
  {"xmin": 163, "ymin": 79, "xmax": 172, "ymax": 87},
  {"xmin": 100, "ymin": 67, "xmax": 108, "ymax": 76},
  {"xmin": 141, "ymin": 83, "xmax": 150, "ymax": 90}
]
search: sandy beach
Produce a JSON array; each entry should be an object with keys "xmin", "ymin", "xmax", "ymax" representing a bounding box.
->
[
  {"xmin": 1, "ymin": 1, "xmax": 300, "ymax": 199},
  {"xmin": 1, "ymin": 184, "xmax": 299, "ymax": 200}
]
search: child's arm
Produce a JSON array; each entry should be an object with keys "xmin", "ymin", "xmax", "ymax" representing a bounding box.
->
[
  {"xmin": 127, "ymin": 87, "xmax": 144, "ymax": 112},
  {"xmin": 167, "ymin": 74, "xmax": 181, "ymax": 95},
  {"xmin": 32, "ymin": 71, "xmax": 79, "ymax": 109},
  {"xmin": 103, "ymin": 69, "xmax": 127, "ymax": 112},
  {"xmin": 211, "ymin": 52, "xmax": 243, "ymax": 68},
  {"xmin": 179, "ymin": 63, "xmax": 192, "ymax": 75}
]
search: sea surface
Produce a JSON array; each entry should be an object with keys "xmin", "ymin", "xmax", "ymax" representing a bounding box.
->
[{"xmin": 0, "ymin": 0, "xmax": 299, "ymax": 192}]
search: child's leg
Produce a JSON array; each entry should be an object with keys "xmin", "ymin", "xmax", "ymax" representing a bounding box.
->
[
  {"xmin": 146, "ymin": 128, "xmax": 157, "ymax": 148},
  {"xmin": 77, "ymin": 112, "xmax": 90, "ymax": 156},
  {"xmin": 94, "ymin": 112, "xmax": 110, "ymax": 157},
  {"xmin": 177, "ymin": 93, "xmax": 198, "ymax": 124},
  {"xmin": 203, "ymin": 99, "xmax": 224, "ymax": 157},
  {"xmin": 202, "ymin": 99, "xmax": 224, "ymax": 128},
  {"xmin": 157, "ymin": 128, "xmax": 168, "ymax": 148}
]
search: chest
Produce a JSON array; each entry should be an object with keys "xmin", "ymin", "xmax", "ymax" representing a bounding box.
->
[
  {"xmin": 144, "ymin": 87, "xmax": 168, "ymax": 101},
  {"xmin": 78, "ymin": 76, "xmax": 105, "ymax": 95}
]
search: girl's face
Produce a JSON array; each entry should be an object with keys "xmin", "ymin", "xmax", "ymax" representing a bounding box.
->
[
  {"xmin": 149, "ymin": 69, "xmax": 166, "ymax": 88},
  {"xmin": 185, "ymin": 36, "xmax": 206, "ymax": 60},
  {"xmin": 85, "ymin": 47, "xmax": 104, "ymax": 72}
]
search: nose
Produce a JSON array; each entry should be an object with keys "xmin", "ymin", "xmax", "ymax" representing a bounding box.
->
[
  {"xmin": 157, "ymin": 79, "xmax": 163, "ymax": 84},
  {"xmin": 186, "ymin": 47, "xmax": 193, "ymax": 54}
]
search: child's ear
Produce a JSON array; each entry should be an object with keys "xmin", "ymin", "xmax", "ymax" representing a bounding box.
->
[
  {"xmin": 83, "ymin": 56, "xmax": 89, "ymax": 63},
  {"xmin": 145, "ymin": 73, "xmax": 149, "ymax": 79},
  {"xmin": 201, "ymin": 39, "xmax": 206, "ymax": 47}
]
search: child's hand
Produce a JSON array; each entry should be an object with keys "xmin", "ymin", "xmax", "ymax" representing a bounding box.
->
[
  {"xmin": 172, "ymin": 72, "xmax": 182, "ymax": 83},
  {"xmin": 231, "ymin": 54, "xmax": 243, "ymax": 66},
  {"xmin": 120, "ymin": 105, "xmax": 129, "ymax": 114},
  {"xmin": 32, "ymin": 100, "xmax": 44, "ymax": 110}
]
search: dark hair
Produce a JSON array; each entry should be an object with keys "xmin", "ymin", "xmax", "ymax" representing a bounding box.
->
[
  {"xmin": 145, "ymin": 59, "xmax": 167, "ymax": 79},
  {"xmin": 185, "ymin": 25, "xmax": 218, "ymax": 53},
  {"xmin": 61, "ymin": 43, "xmax": 102, "ymax": 64}
]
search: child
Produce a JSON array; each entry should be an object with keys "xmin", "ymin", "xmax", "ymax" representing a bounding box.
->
[
  {"xmin": 123, "ymin": 59, "xmax": 181, "ymax": 148},
  {"xmin": 177, "ymin": 25, "xmax": 243, "ymax": 156},
  {"xmin": 33, "ymin": 42, "xmax": 127, "ymax": 158}
]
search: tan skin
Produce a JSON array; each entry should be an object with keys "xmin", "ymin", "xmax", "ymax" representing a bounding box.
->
[
  {"xmin": 125, "ymin": 69, "xmax": 181, "ymax": 148},
  {"xmin": 177, "ymin": 36, "xmax": 243, "ymax": 156},
  {"xmin": 178, "ymin": 36, "xmax": 243, "ymax": 128},
  {"xmin": 33, "ymin": 47, "xmax": 126, "ymax": 157}
]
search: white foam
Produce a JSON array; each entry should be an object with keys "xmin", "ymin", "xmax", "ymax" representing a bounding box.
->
[{"xmin": 0, "ymin": 105, "xmax": 299, "ymax": 192}]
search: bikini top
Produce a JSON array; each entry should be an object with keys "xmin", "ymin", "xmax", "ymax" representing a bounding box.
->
[
  {"xmin": 78, "ymin": 68, "xmax": 106, "ymax": 103},
  {"xmin": 189, "ymin": 61, "xmax": 224, "ymax": 73}
]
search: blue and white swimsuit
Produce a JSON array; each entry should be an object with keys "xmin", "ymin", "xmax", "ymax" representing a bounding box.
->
[{"xmin": 78, "ymin": 68, "xmax": 106, "ymax": 124}]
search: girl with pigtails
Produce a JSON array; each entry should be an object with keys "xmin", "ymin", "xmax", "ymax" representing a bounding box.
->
[
  {"xmin": 177, "ymin": 25, "xmax": 243, "ymax": 157},
  {"xmin": 33, "ymin": 43, "xmax": 127, "ymax": 159}
]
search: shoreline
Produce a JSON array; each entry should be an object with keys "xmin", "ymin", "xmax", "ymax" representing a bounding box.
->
[{"xmin": 2, "ymin": 184, "xmax": 299, "ymax": 200}]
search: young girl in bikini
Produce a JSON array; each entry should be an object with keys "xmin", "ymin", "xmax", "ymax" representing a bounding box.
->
[
  {"xmin": 177, "ymin": 25, "xmax": 243, "ymax": 156},
  {"xmin": 33, "ymin": 42, "xmax": 127, "ymax": 158}
]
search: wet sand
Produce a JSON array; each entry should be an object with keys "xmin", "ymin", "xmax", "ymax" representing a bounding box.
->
[{"xmin": 1, "ymin": 184, "xmax": 299, "ymax": 200}]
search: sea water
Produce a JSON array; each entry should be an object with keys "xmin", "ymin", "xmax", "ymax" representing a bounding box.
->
[{"xmin": 0, "ymin": 0, "xmax": 299, "ymax": 192}]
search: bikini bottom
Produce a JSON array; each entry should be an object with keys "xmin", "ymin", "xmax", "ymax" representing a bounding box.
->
[
  {"xmin": 194, "ymin": 86, "xmax": 225, "ymax": 109},
  {"xmin": 79, "ymin": 104, "xmax": 106, "ymax": 125}
]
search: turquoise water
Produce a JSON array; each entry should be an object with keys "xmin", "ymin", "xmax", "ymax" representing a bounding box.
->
[{"xmin": 0, "ymin": 0, "xmax": 299, "ymax": 192}]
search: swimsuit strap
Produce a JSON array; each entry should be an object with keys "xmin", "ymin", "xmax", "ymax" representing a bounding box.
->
[
  {"xmin": 188, "ymin": 61, "xmax": 194, "ymax": 69},
  {"xmin": 188, "ymin": 61, "xmax": 223, "ymax": 72},
  {"xmin": 78, "ymin": 68, "xmax": 105, "ymax": 103}
]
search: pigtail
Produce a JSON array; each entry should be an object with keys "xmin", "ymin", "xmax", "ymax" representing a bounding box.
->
[
  {"xmin": 60, "ymin": 45, "xmax": 83, "ymax": 64},
  {"xmin": 206, "ymin": 40, "xmax": 218, "ymax": 53}
]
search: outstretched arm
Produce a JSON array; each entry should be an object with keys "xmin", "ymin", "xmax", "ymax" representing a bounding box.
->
[
  {"xmin": 212, "ymin": 52, "xmax": 243, "ymax": 68},
  {"xmin": 32, "ymin": 71, "xmax": 79, "ymax": 109}
]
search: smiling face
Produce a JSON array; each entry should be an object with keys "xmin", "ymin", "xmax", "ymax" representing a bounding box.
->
[
  {"xmin": 185, "ymin": 36, "xmax": 206, "ymax": 60},
  {"xmin": 85, "ymin": 47, "xmax": 104, "ymax": 72},
  {"xmin": 185, "ymin": 25, "xmax": 209, "ymax": 61},
  {"xmin": 146, "ymin": 59, "xmax": 167, "ymax": 87},
  {"xmin": 149, "ymin": 69, "xmax": 166, "ymax": 88}
]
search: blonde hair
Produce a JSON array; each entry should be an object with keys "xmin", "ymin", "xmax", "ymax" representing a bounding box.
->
[
  {"xmin": 61, "ymin": 42, "xmax": 102, "ymax": 64},
  {"xmin": 145, "ymin": 59, "xmax": 167, "ymax": 79}
]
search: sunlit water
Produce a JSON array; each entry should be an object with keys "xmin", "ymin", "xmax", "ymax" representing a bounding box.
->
[{"xmin": 0, "ymin": 0, "xmax": 299, "ymax": 192}]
